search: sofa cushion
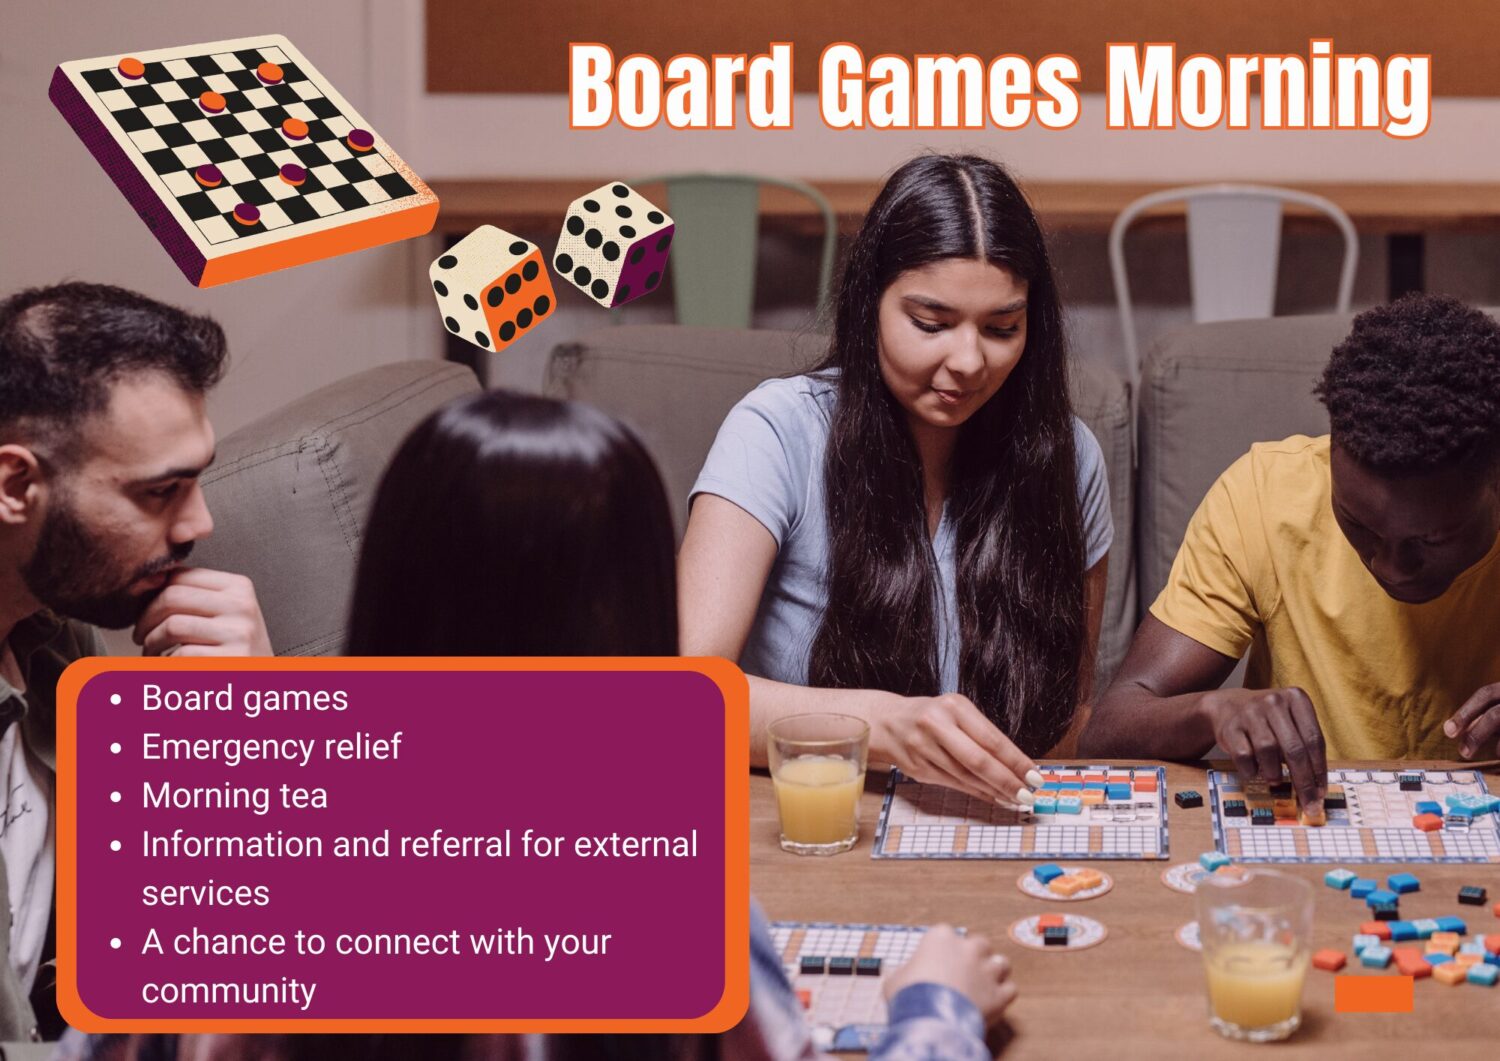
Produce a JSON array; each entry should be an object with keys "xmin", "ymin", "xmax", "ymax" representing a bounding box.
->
[
  {"xmin": 192, "ymin": 361, "xmax": 480, "ymax": 656},
  {"xmin": 545, "ymin": 324, "xmax": 1134, "ymax": 684}
]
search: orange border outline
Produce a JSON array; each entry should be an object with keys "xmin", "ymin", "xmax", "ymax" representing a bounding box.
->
[{"xmin": 56, "ymin": 656, "xmax": 750, "ymax": 1034}]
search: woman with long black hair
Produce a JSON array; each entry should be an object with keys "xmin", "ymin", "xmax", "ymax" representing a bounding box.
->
[{"xmin": 680, "ymin": 153, "xmax": 1112, "ymax": 806}]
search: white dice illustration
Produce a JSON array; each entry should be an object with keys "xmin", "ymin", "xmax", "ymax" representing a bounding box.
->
[
  {"xmin": 553, "ymin": 182, "xmax": 674, "ymax": 308},
  {"xmin": 430, "ymin": 225, "xmax": 555, "ymax": 352}
]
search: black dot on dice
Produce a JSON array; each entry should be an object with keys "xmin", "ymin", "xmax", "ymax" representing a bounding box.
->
[
  {"xmin": 533, "ymin": 295, "xmax": 550, "ymax": 316},
  {"xmin": 584, "ymin": 199, "xmax": 600, "ymax": 212},
  {"xmin": 487, "ymin": 287, "xmax": 504, "ymax": 307},
  {"xmin": 647, "ymin": 271, "xmax": 661, "ymax": 289},
  {"xmin": 656, "ymin": 233, "xmax": 672, "ymax": 252},
  {"xmin": 567, "ymin": 216, "xmax": 584, "ymax": 236},
  {"xmin": 585, "ymin": 229, "xmax": 602, "ymax": 248},
  {"xmin": 556, "ymin": 253, "xmax": 574, "ymax": 273},
  {"xmin": 505, "ymin": 274, "xmax": 522, "ymax": 294},
  {"xmin": 509, "ymin": 241, "xmax": 527, "ymax": 254},
  {"xmin": 522, "ymin": 261, "xmax": 539, "ymax": 281},
  {"xmin": 647, "ymin": 211, "xmax": 664, "ymax": 223},
  {"xmin": 630, "ymin": 247, "xmax": 645, "ymax": 265},
  {"xmin": 517, "ymin": 308, "xmax": 534, "ymax": 329},
  {"xmin": 464, "ymin": 294, "xmax": 478, "ymax": 310},
  {"xmin": 499, "ymin": 322, "xmax": 516, "ymax": 342},
  {"xmin": 438, "ymin": 255, "xmax": 457, "ymax": 269},
  {"xmin": 474, "ymin": 331, "xmax": 490, "ymax": 348},
  {"xmin": 616, "ymin": 205, "xmax": 633, "ymax": 218},
  {"xmin": 611, "ymin": 183, "xmax": 628, "ymax": 197},
  {"xmin": 444, "ymin": 316, "xmax": 459, "ymax": 332},
  {"xmin": 574, "ymin": 266, "xmax": 591, "ymax": 286},
  {"xmin": 617, "ymin": 284, "xmax": 631, "ymax": 302},
  {"xmin": 433, "ymin": 280, "xmax": 448, "ymax": 296},
  {"xmin": 620, "ymin": 225, "xmax": 636, "ymax": 238},
  {"xmin": 591, "ymin": 279, "xmax": 609, "ymax": 300},
  {"xmin": 603, "ymin": 242, "xmax": 619, "ymax": 261}
]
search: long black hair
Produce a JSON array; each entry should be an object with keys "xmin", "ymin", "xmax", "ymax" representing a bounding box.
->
[
  {"xmin": 807, "ymin": 153, "xmax": 1086, "ymax": 756},
  {"xmin": 346, "ymin": 390, "xmax": 678, "ymax": 656}
]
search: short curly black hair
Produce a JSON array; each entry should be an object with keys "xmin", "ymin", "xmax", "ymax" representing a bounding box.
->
[
  {"xmin": 1315, "ymin": 293, "xmax": 1500, "ymax": 474},
  {"xmin": 0, "ymin": 282, "xmax": 227, "ymax": 467}
]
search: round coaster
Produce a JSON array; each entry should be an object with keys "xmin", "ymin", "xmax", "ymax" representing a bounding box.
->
[
  {"xmin": 1008, "ymin": 914, "xmax": 1107, "ymax": 952},
  {"xmin": 1161, "ymin": 861, "xmax": 1212, "ymax": 894},
  {"xmin": 1176, "ymin": 920, "xmax": 1202, "ymax": 952},
  {"xmin": 1017, "ymin": 867, "xmax": 1114, "ymax": 902}
]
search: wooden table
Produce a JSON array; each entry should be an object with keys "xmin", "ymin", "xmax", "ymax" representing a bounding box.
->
[{"xmin": 750, "ymin": 760, "xmax": 1499, "ymax": 1059}]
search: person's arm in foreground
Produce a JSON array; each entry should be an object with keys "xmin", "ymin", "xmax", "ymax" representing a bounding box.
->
[{"xmin": 679, "ymin": 494, "xmax": 1039, "ymax": 805}]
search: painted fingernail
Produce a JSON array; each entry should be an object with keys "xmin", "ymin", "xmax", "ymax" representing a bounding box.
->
[
  {"xmin": 1014, "ymin": 789, "xmax": 1036, "ymax": 806},
  {"xmin": 1024, "ymin": 769, "xmax": 1044, "ymax": 789}
]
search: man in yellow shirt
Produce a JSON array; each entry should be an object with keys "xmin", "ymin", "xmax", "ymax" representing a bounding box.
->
[{"xmin": 1082, "ymin": 295, "xmax": 1500, "ymax": 813}]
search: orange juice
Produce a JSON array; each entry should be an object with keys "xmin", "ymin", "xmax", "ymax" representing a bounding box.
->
[
  {"xmin": 1205, "ymin": 941, "xmax": 1309, "ymax": 1029},
  {"xmin": 772, "ymin": 754, "xmax": 863, "ymax": 846}
]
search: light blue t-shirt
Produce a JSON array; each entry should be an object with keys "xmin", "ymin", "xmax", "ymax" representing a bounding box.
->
[{"xmin": 690, "ymin": 372, "xmax": 1113, "ymax": 691}]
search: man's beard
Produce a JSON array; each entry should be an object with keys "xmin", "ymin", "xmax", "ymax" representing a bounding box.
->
[{"xmin": 20, "ymin": 493, "xmax": 191, "ymax": 629}]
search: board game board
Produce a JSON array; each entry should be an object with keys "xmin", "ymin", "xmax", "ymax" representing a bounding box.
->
[
  {"xmin": 1209, "ymin": 768, "xmax": 1500, "ymax": 864},
  {"xmin": 873, "ymin": 765, "xmax": 1169, "ymax": 859},
  {"xmin": 769, "ymin": 921, "xmax": 926, "ymax": 1052},
  {"xmin": 50, "ymin": 35, "xmax": 438, "ymax": 286}
]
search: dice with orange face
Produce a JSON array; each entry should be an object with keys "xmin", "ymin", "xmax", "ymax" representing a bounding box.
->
[{"xmin": 430, "ymin": 225, "xmax": 555, "ymax": 352}]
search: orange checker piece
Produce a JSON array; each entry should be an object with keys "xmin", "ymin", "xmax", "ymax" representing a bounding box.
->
[
  {"xmin": 478, "ymin": 252, "xmax": 555, "ymax": 351},
  {"xmin": 1433, "ymin": 963, "xmax": 1468, "ymax": 986},
  {"xmin": 1413, "ymin": 813, "xmax": 1444, "ymax": 832},
  {"xmin": 1038, "ymin": 914, "xmax": 1066, "ymax": 929},
  {"xmin": 1311, "ymin": 949, "xmax": 1347, "ymax": 972},
  {"xmin": 1359, "ymin": 921, "xmax": 1392, "ymax": 940},
  {"xmin": 1392, "ymin": 948, "xmax": 1432, "ymax": 978},
  {"xmin": 1048, "ymin": 875, "xmax": 1088, "ymax": 897}
]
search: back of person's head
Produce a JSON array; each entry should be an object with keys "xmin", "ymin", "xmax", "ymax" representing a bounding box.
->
[
  {"xmin": 1316, "ymin": 293, "xmax": 1500, "ymax": 476},
  {"xmin": 0, "ymin": 282, "xmax": 227, "ymax": 471},
  {"xmin": 346, "ymin": 390, "xmax": 678, "ymax": 656}
]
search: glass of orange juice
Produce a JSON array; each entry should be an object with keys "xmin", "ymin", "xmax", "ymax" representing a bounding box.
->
[
  {"xmin": 767, "ymin": 714, "xmax": 869, "ymax": 855},
  {"xmin": 1195, "ymin": 868, "xmax": 1314, "ymax": 1042}
]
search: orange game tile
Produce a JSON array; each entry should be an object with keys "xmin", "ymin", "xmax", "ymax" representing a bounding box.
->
[
  {"xmin": 1133, "ymin": 777, "xmax": 1157, "ymax": 792},
  {"xmin": 796, "ymin": 989, "xmax": 811, "ymax": 1009},
  {"xmin": 1074, "ymin": 869, "xmax": 1104, "ymax": 887},
  {"xmin": 1312, "ymin": 949, "xmax": 1347, "ymax": 972},
  {"xmin": 1455, "ymin": 952, "xmax": 1481, "ymax": 968},
  {"xmin": 1038, "ymin": 914, "xmax": 1066, "ymax": 929},
  {"xmin": 1360, "ymin": 921, "xmax": 1393, "ymax": 940},
  {"xmin": 1049, "ymin": 875, "xmax": 1087, "ymax": 896},
  {"xmin": 1486, "ymin": 935, "xmax": 1500, "ymax": 956},
  {"xmin": 1393, "ymin": 948, "xmax": 1432, "ymax": 978},
  {"xmin": 1413, "ymin": 813, "xmax": 1443, "ymax": 832},
  {"xmin": 1081, "ymin": 791, "xmax": 1106, "ymax": 805},
  {"xmin": 1433, "ymin": 963, "xmax": 1467, "ymax": 986},
  {"xmin": 1427, "ymin": 931, "xmax": 1460, "ymax": 955}
]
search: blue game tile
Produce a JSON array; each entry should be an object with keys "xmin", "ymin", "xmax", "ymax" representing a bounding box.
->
[
  {"xmin": 1388, "ymin": 921, "xmax": 1419, "ymax": 942},
  {"xmin": 1386, "ymin": 872, "xmax": 1420, "ymax": 894},
  {"xmin": 1033, "ymin": 863, "xmax": 1065, "ymax": 884},
  {"xmin": 1350, "ymin": 878, "xmax": 1378, "ymax": 899},
  {"xmin": 1359, "ymin": 944, "xmax": 1392, "ymax": 968},
  {"xmin": 1434, "ymin": 916, "xmax": 1468, "ymax": 935},
  {"xmin": 1364, "ymin": 889, "xmax": 1398, "ymax": 907},
  {"xmin": 1325, "ymin": 868, "xmax": 1357, "ymax": 890}
]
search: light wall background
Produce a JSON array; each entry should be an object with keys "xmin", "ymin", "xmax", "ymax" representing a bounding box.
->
[{"xmin": 3, "ymin": 0, "xmax": 1499, "ymax": 434}]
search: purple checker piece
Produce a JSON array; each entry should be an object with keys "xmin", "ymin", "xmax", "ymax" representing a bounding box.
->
[
  {"xmin": 279, "ymin": 163, "xmax": 307, "ymax": 185},
  {"xmin": 194, "ymin": 164, "xmax": 223, "ymax": 188},
  {"xmin": 232, "ymin": 202, "xmax": 261, "ymax": 226},
  {"xmin": 348, "ymin": 128, "xmax": 374, "ymax": 151}
]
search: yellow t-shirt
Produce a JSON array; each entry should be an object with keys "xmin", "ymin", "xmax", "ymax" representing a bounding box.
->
[{"xmin": 1151, "ymin": 434, "xmax": 1500, "ymax": 759}]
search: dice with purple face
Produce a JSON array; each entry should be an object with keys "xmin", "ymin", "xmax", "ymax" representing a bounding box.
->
[{"xmin": 553, "ymin": 182, "xmax": 674, "ymax": 308}]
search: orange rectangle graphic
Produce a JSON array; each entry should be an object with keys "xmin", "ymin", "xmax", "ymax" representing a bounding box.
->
[{"xmin": 1335, "ymin": 975, "xmax": 1415, "ymax": 1013}]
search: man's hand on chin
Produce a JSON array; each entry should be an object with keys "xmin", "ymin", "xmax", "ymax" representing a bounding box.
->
[{"xmin": 132, "ymin": 568, "xmax": 273, "ymax": 656}]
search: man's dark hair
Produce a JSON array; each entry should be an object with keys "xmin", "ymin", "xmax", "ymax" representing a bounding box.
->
[
  {"xmin": 1315, "ymin": 293, "xmax": 1500, "ymax": 475},
  {"xmin": 0, "ymin": 282, "xmax": 227, "ymax": 465}
]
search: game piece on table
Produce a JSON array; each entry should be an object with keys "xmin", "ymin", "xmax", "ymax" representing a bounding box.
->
[
  {"xmin": 1387, "ymin": 872, "xmax": 1421, "ymax": 894},
  {"xmin": 1494, "ymin": 901, "xmax": 1500, "ymax": 918},
  {"xmin": 1364, "ymin": 888, "xmax": 1398, "ymax": 907},
  {"xmin": 1043, "ymin": 926, "xmax": 1070, "ymax": 946},
  {"xmin": 1010, "ymin": 913, "xmax": 1108, "ymax": 953},
  {"xmin": 1413, "ymin": 918, "xmax": 1440, "ymax": 938},
  {"xmin": 1199, "ymin": 851, "xmax": 1231, "ymax": 873},
  {"xmin": 1428, "ymin": 932, "xmax": 1460, "ymax": 955},
  {"xmin": 1311, "ymin": 949, "xmax": 1347, "ymax": 972},
  {"xmin": 1360, "ymin": 944, "xmax": 1393, "ymax": 968},
  {"xmin": 1251, "ymin": 807, "xmax": 1275, "ymax": 825},
  {"xmin": 828, "ymin": 957, "xmax": 855, "ymax": 976},
  {"xmin": 1459, "ymin": 885, "xmax": 1488, "ymax": 906},
  {"xmin": 430, "ymin": 226, "xmax": 556, "ymax": 353},
  {"xmin": 1175, "ymin": 790, "xmax": 1204, "ymax": 809},
  {"xmin": 1073, "ymin": 868, "xmax": 1105, "ymax": 888},
  {"xmin": 281, "ymin": 116, "xmax": 310, "ymax": 140},
  {"xmin": 232, "ymin": 202, "xmax": 260, "ymax": 227},
  {"xmin": 1433, "ymin": 962, "xmax": 1467, "ymax": 985},
  {"xmin": 1372, "ymin": 901, "xmax": 1400, "ymax": 922},
  {"xmin": 1033, "ymin": 795, "xmax": 1057, "ymax": 813},
  {"xmin": 1434, "ymin": 916, "xmax": 1468, "ymax": 935},
  {"xmin": 257, "ymin": 61, "xmax": 284, "ymax": 83},
  {"xmin": 1352, "ymin": 933, "xmax": 1381, "ymax": 954},
  {"xmin": 198, "ymin": 90, "xmax": 226, "ymax": 113},
  {"xmin": 1350, "ymin": 878, "xmax": 1378, "ymax": 899},
  {"xmin": 772, "ymin": 921, "xmax": 927, "ymax": 1051},
  {"xmin": 1038, "ymin": 914, "xmax": 1065, "ymax": 930},
  {"xmin": 279, "ymin": 163, "xmax": 307, "ymax": 186},
  {"xmin": 1048, "ymin": 874, "xmax": 1088, "ymax": 897},
  {"xmin": 50, "ymin": 35, "xmax": 437, "ymax": 287},
  {"xmin": 1470, "ymin": 963, "xmax": 1499, "ymax": 986},
  {"xmin": 348, "ymin": 128, "xmax": 375, "ymax": 152},
  {"xmin": 1487, "ymin": 934, "xmax": 1500, "ymax": 955},
  {"xmin": 855, "ymin": 957, "xmax": 881, "ymax": 976},
  {"xmin": 193, "ymin": 164, "xmax": 222, "ymax": 189},
  {"xmin": 554, "ymin": 182, "xmax": 675, "ymax": 309},
  {"xmin": 1360, "ymin": 921, "xmax": 1393, "ymax": 940},
  {"xmin": 800, "ymin": 956, "xmax": 826, "ymax": 974},
  {"xmin": 1223, "ymin": 798, "xmax": 1248, "ymax": 817},
  {"xmin": 1399, "ymin": 773, "xmax": 1423, "ymax": 791},
  {"xmin": 796, "ymin": 988, "xmax": 812, "ymax": 1010},
  {"xmin": 1415, "ymin": 800, "xmax": 1444, "ymax": 817},
  {"xmin": 1325, "ymin": 868, "xmax": 1357, "ymax": 890},
  {"xmin": 1034, "ymin": 863, "xmax": 1065, "ymax": 884},
  {"xmin": 1458, "ymin": 942, "xmax": 1485, "ymax": 961},
  {"xmin": 874, "ymin": 766, "xmax": 1169, "ymax": 860},
  {"xmin": 1324, "ymin": 787, "xmax": 1348, "ymax": 809},
  {"xmin": 1393, "ymin": 948, "xmax": 1433, "ymax": 978},
  {"xmin": 1389, "ymin": 921, "xmax": 1419, "ymax": 942}
]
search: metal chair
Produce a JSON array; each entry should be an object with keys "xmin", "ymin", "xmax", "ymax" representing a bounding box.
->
[
  {"xmin": 1109, "ymin": 183, "xmax": 1359, "ymax": 390},
  {"xmin": 627, "ymin": 173, "xmax": 838, "ymax": 329}
]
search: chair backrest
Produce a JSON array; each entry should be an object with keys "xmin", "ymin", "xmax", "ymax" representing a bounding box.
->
[
  {"xmin": 634, "ymin": 174, "xmax": 838, "ymax": 329},
  {"xmin": 1109, "ymin": 183, "xmax": 1359, "ymax": 390}
]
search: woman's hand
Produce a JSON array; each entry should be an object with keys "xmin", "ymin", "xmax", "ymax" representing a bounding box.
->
[
  {"xmin": 872, "ymin": 692, "xmax": 1042, "ymax": 805},
  {"xmin": 884, "ymin": 924, "xmax": 1017, "ymax": 1027}
]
